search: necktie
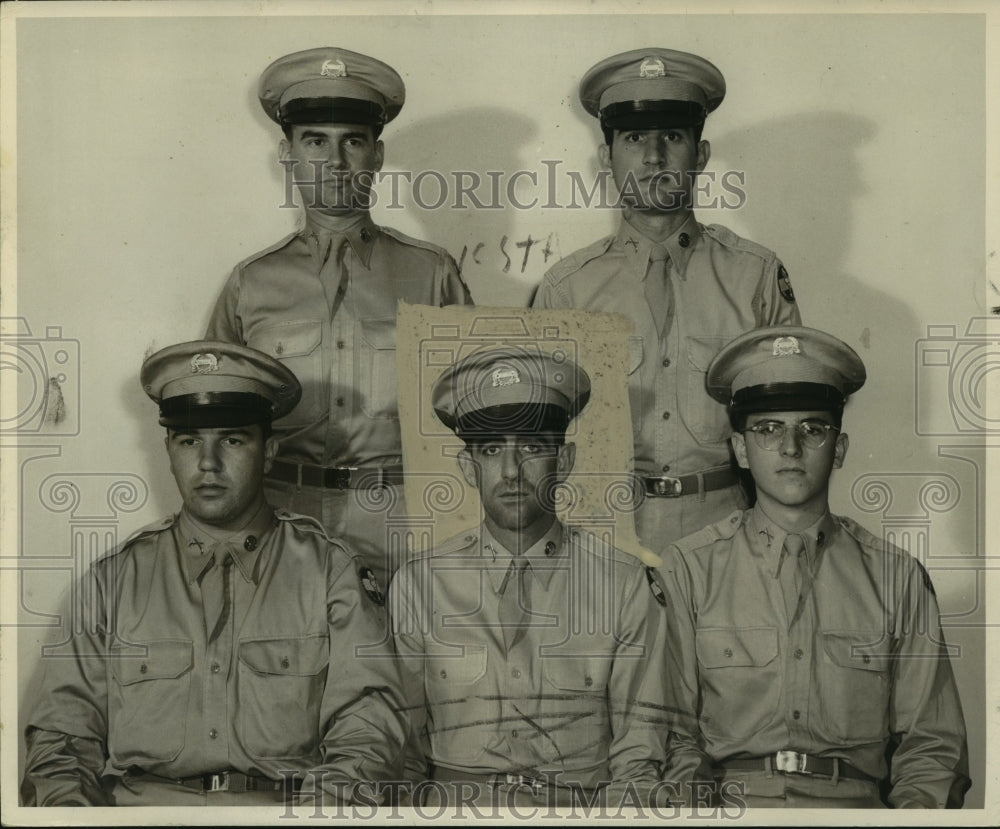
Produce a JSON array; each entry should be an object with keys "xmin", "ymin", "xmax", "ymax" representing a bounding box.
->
[
  {"xmin": 200, "ymin": 546, "xmax": 235, "ymax": 644},
  {"xmin": 498, "ymin": 557, "xmax": 531, "ymax": 652},
  {"xmin": 644, "ymin": 243, "xmax": 673, "ymax": 338},
  {"xmin": 778, "ymin": 533, "xmax": 806, "ymax": 624},
  {"xmin": 319, "ymin": 234, "xmax": 349, "ymax": 319}
]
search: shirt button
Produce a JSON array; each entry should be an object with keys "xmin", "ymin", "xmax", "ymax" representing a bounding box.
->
[
  {"xmin": 139, "ymin": 663, "xmax": 148, "ymax": 674},
  {"xmin": 679, "ymin": 232, "xmax": 690, "ymax": 248},
  {"xmin": 862, "ymin": 655, "xmax": 871, "ymax": 664},
  {"xmin": 281, "ymin": 657, "xmax": 290, "ymax": 669},
  {"xmin": 724, "ymin": 648, "xmax": 733, "ymax": 658},
  {"xmin": 512, "ymin": 730, "xmax": 519, "ymax": 739},
  {"xmin": 584, "ymin": 676, "xmax": 593, "ymax": 687},
  {"xmin": 662, "ymin": 357, "xmax": 671, "ymax": 367},
  {"xmin": 337, "ymin": 340, "xmax": 345, "ymax": 349},
  {"xmin": 336, "ymin": 396, "xmax": 345, "ymax": 407},
  {"xmin": 792, "ymin": 710, "xmax": 801, "ymax": 721},
  {"xmin": 662, "ymin": 411, "xmax": 671, "ymax": 420},
  {"xmin": 439, "ymin": 670, "xmax": 447, "ymax": 679},
  {"xmin": 512, "ymin": 669, "xmax": 521, "ymax": 679},
  {"xmin": 211, "ymin": 662, "xmax": 221, "ymax": 673},
  {"xmin": 209, "ymin": 728, "xmax": 219, "ymax": 739},
  {"xmin": 794, "ymin": 648, "xmax": 804, "ymax": 660},
  {"xmin": 662, "ymin": 464, "xmax": 671, "ymax": 473}
]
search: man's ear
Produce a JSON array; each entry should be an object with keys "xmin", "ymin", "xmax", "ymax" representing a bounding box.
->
[
  {"xmin": 373, "ymin": 139, "xmax": 385, "ymax": 172},
  {"xmin": 556, "ymin": 442, "xmax": 577, "ymax": 476},
  {"xmin": 731, "ymin": 431, "xmax": 750, "ymax": 470},
  {"xmin": 695, "ymin": 139, "xmax": 711, "ymax": 172},
  {"xmin": 279, "ymin": 138, "xmax": 290, "ymax": 162},
  {"xmin": 598, "ymin": 142, "xmax": 611, "ymax": 170},
  {"xmin": 263, "ymin": 435, "xmax": 280, "ymax": 473},
  {"xmin": 832, "ymin": 432, "xmax": 849, "ymax": 470},
  {"xmin": 456, "ymin": 447, "xmax": 478, "ymax": 490}
]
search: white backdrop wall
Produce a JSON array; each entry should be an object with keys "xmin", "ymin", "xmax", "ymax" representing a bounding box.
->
[{"xmin": 3, "ymin": 4, "xmax": 993, "ymax": 812}]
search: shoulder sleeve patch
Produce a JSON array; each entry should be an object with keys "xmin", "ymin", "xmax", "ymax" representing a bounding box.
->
[
  {"xmin": 358, "ymin": 566, "xmax": 386, "ymax": 606},
  {"xmin": 646, "ymin": 567, "xmax": 668, "ymax": 607},
  {"xmin": 777, "ymin": 265, "xmax": 795, "ymax": 303}
]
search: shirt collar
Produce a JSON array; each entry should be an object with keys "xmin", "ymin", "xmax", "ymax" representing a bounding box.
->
[
  {"xmin": 746, "ymin": 503, "xmax": 836, "ymax": 579},
  {"xmin": 178, "ymin": 502, "xmax": 276, "ymax": 586},
  {"xmin": 615, "ymin": 213, "xmax": 701, "ymax": 281},
  {"xmin": 481, "ymin": 520, "xmax": 566, "ymax": 594},
  {"xmin": 302, "ymin": 211, "xmax": 377, "ymax": 268}
]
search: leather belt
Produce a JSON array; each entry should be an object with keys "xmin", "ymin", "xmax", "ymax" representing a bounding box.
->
[
  {"xmin": 131, "ymin": 770, "xmax": 301, "ymax": 793},
  {"xmin": 715, "ymin": 751, "xmax": 876, "ymax": 783},
  {"xmin": 269, "ymin": 459, "xmax": 403, "ymax": 490},
  {"xmin": 431, "ymin": 766, "xmax": 556, "ymax": 795},
  {"xmin": 639, "ymin": 465, "xmax": 737, "ymax": 498}
]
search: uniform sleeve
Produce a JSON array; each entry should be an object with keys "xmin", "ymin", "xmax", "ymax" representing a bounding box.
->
[
  {"xmin": 387, "ymin": 565, "xmax": 432, "ymax": 785},
  {"xmin": 606, "ymin": 566, "xmax": 671, "ymax": 802},
  {"xmin": 658, "ymin": 548, "xmax": 716, "ymax": 801},
  {"xmin": 204, "ymin": 266, "xmax": 245, "ymax": 342},
  {"xmin": 299, "ymin": 552, "xmax": 411, "ymax": 805},
  {"xmin": 21, "ymin": 567, "xmax": 112, "ymax": 806},
  {"xmin": 752, "ymin": 256, "xmax": 801, "ymax": 327},
  {"xmin": 438, "ymin": 252, "xmax": 474, "ymax": 307},
  {"xmin": 529, "ymin": 271, "xmax": 560, "ymax": 309},
  {"xmin": 886, "ymin": 560, "xmax": 970, "ymax": 808}
]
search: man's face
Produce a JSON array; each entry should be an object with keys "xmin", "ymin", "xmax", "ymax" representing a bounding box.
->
[
  {"xmin": 458, "ymin": 435, "xmax": 575, "ymax": 539},
  {"xmin": 166, "ymin": 425, "xmax": 278, "ymax": 531},
  {"xmin": 731, "ymin": 410, "xmax": 848, "ymax": 519},
  {"xmin": 599, "ymin": 127, "xmax": 709, "ymax": 212},
  {"xmin": 280, "ymin": 123, "xmax": 384, "ymax": 215}
]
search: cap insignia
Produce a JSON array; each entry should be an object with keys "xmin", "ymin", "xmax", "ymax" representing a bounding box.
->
[
  {"xmin": 639, "ymin": 57, "xmax": 666, "ymax": 79},
  {"xmin": 772, "ymin": 336, "xmax": 801, "ymax": 357},
  {"xmin": 320, "ymin": 58, "xmax": 348, "ymax": 78},
  {"xmin": 190, "ymin": 353, "xmax": 220, "ymax": 374},
  {"xmin": 492, "ymin": 367, "xmax": 521, "ymax": 388}
]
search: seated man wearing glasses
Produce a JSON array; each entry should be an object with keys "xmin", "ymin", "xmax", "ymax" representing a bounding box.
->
[{"xmin": 659, "ymin": 326, "xmax": 970, "ymax": 809}]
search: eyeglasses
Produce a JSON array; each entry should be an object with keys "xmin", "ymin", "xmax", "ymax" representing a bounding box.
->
[{"xmin": 742, "ymin": 420, "xmax": 840, "ymax": 451}]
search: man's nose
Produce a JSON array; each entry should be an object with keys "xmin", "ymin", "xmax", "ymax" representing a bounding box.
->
[
  {"xmin": 198, "ymin": 442, "xmax": 222, "ymax": 471},
  {"xmin": 643, "ymin": 135, "xmax": 666, "ymax": 163},
  {"xmin": 779, "ymin": 425, "xmax": 803, "ymax": 456}
]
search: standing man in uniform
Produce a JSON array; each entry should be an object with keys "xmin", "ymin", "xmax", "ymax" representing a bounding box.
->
[
  {"xmin": 532, "ymin": 48, "xmax": 800, "ymax": 556},
  {"xmin": 660, "ymin": 326, "xmax": 970, "ymax": 808},
  {"xmin": 206, "ymin": 47, "xmax": 473, "ymax": 584},
  {"xmin": 21, "ymin": 341, "xmax": 409, "ymax": 806},
  {"xmin": 390, "ymin": 346, "xmax": 669, "ymax": 809}
]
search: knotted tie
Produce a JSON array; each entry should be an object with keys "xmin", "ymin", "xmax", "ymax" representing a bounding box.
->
[
  {"xmin": 778, "ymin": 533, "xmax": 807, "ymax": 624},
  {"xmin": 498, "ymin": 557, "xmax": 531, "ymax": 652},
  {"xmin": 319, "ymin": 234, "xmax": 349, "ymax": 319},
  {"xmin": 199, "ymin": 545, "xmax": 235, "ymax": 644},
  {"xmin": 644, "ymin": 243, "xmax": 673, "ymax": 338}
]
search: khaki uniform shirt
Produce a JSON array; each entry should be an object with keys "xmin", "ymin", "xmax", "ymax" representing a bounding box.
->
[
  {"xmin": 532, "ymin": 216, "xmax": 800, "ymax": 477},
  {"xmin": 205, "ymin": 212, "xmax": 472, "ymax": 468},
  {"xmin": 659, "ymin": 505, "xmax": 970, "ymax": 808},
  {"xmin": 22, "ymin": 506, "xmax": 409, "ymax": 806},
  {"xmin": 389, "ymin": 521, "xmax": 669, "ymax": 794}
]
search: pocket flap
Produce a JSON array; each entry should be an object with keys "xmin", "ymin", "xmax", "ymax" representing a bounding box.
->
[
  {"xmin": 250, "ymin": 321, "xmax": 322, "ymax": 359},
  {"xmin": 685, "ymin": 336, "xmax": 731, "ymax": 371},
  {"xmin": 112, "ymin": 640, "xmax": 193, "ymax": 685},
  {"xmin": 696, "ymin": 627, "xmax": 778, "ymax": 669},
  {"xmin": 823, "ymin": 632, "xmax": 893, "ymax": 673},
  {"xmin": 239, "ymin": 635, "xmax": 329, "ymax": 676},
  {"xmin": 627, "ymin": 336, "xmax": 644, "ymax": 374},
  {"xmin": 543, "ymin": 658, "xmax": 612, "ymax": 691},
  {"xmin": 360, "ymin": 317, "xmax": 397, "ymax": 348},
  {"xmin": 431, "ymin": 644, "xmax": 487, "ymax": 684}
]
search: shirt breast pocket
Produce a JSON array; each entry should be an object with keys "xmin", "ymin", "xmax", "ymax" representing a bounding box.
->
[
  {"xmin": 541, "ymin": 658, "xmax": 613, "ymax": 769},
  {"xmin": 682, "ymin": 336, "xmax": 735, "ymax": 445},
  {"xmin": 695, "ymin": 627, "xmax": 778, "ymax": 740},
  {"xmin": 358, "ymin": 317, "xmax": 398, "ymax": 421},
  {"xmin": 819, "ymin": 631, "xmax": 893, "ymax": 743},
  {"xmin": 248, "ymin": 321, "xmax": 324, "ymax": 429},
  {"xmin": 109, "ymin": 639, "xmax": 193, "ymax": 765},
  {"xmin": 238, "ymin": 634, "xmax": 329, "ymax": 759},
  {"xmin": 426, "ymin": 644, "xmax": 488, "ymax": 763}
]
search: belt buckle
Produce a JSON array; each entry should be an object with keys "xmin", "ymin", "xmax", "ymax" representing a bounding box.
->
[
  {"xmin": 325, "ymin": 467, "xmax": 357, "ymax": 489},
  {"xmin": 645, "ymin": 475, "xmax": 683, "ymax": 498},
  {"xmin": 775, "ymin": 750, "xmax": 809, "ymax": 774},
  {"xmin": 503, "ymin": 774, "xmax": 544, "ymax": 795},
  {"xmin": 205, "ymin": 772, "xmax": 229, "ymax": 792}
]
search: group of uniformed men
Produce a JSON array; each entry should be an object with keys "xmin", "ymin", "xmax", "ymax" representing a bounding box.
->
[{"xmin": 22, "ymin": 46, "xmax": 969, "ymax": 811}]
